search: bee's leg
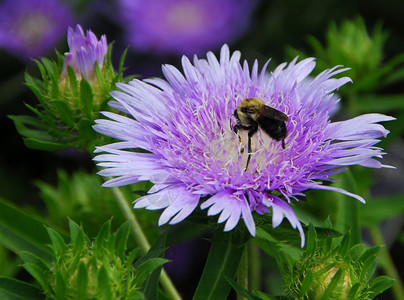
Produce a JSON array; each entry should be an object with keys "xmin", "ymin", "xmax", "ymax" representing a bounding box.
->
[
  {"xmin": 246, "ymin": 127, "xmax": 258, "ymax": 170},
  {"xmin": 282, "ymin": 139, "xmax": 285, "ymax": 149}
]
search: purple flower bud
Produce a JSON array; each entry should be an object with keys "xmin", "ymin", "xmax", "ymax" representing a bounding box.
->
[{"xmin": 63, "ymin": 24, "xmax": 108, "ymax": 81}]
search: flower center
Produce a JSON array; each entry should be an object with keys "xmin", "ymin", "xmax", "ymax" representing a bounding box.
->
[
  {"xmin": 166, "ymin": 3, "xmax": 204, "ymax": 33},
  {"xmin": 16, "ymin": 14, "xmax": 51, "ymax": 47},
  {"xmin": 209, "ymin": 122, "xmax": 284, "ymax": 173}
]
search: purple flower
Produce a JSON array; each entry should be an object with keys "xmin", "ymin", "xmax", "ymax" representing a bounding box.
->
[
  {"xmin": 62, "ymin": 25, "xmax": 108, "ymax": 81},
  {"xmin": 0, "ymin": 0, "xmax": 74, "ymax": 59},
  {"xmin": 117, "ymin": 0, "xmax": 256, "ymax": 56},
  {"xmin": 94, "ymin": 45, "xmax": 394, "ymax": 247}
]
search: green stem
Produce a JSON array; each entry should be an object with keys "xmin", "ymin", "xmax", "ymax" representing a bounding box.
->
[
  {"xmin": 237, "ymin": 245, "xmax": 248, "ymax": 300},
  {"xmin": 248, "ymin": 240, "xmax": 260, "ymax": 292},
  {"xmin": 109, "ymin": 185, "xmax": 182, "ymax": 300},
  {"xmin": 369, "ymin": 226, "xmax": 404, "ymax": 300}
]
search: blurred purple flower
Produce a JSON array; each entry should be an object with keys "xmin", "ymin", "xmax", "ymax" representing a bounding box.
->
[
  {"xmin": 94, "ymin": 45, "xmax": 394, "ymax": 247},
  {"xmin": 117, "ymin": 0, "xmax": 257, "ymax": 56},
  {"xmin": 62, "ymin": 24, "xmax": 108, "ymax": 81},
  {"xmin": 0, "ymin": 0, "xmax": 74, "ymax": 59}
]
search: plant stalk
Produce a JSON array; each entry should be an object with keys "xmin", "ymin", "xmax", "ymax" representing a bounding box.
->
[
  {"xmin": 369, "ymin": 226, "xmax": 404, "ymax": 300},
  {"xmin": 110, "ymin": 185, "xmax": 182, "ymax": 300}
]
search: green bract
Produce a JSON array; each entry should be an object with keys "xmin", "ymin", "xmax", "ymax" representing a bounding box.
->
[
  {"xmin": 284, "ymin": 225, "xmax": 394, "ymax": 299},
  {"xmin": 10, "ymin": 46, "xmax": 129, "ymax": 152},
  {"xmin": 19, "ymin": 219, "xmax": 167, "ymax": 299}
]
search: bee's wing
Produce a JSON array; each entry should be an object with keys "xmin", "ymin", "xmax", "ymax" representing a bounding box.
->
[{"xmin": 262, "ymin": 106, "xmax": 289, "ymax": 121}]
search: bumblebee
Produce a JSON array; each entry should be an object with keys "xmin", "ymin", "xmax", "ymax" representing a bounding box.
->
[{"xmin": 233, "ymin": 97, "xmax": 288, "ymax": 169}]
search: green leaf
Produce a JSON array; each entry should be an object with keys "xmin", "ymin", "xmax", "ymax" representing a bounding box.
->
[
  {"xmin": 21, "ymin": 263, "xmax": 50, "ymax": 292},
  {"xmin": 50, "ymin": 99, "xmax": 74, "ymax": 127},
  {"xmin": 66, "ymin": 66, "xmax": 79, "ymax": 97},
  {"xmin": 55, "ymin": 271, "xmax": 67, "ymax": 300},
  {"xmin": 94, "ymin": 221, "xmax": 111, "ymax": 251},
  {"xmin": 136, "ymin": 231, "xmax": 168, "ymax": 300},
  {"xmin": 97, "ymin": 265, "xmax": 112, "ymax": 300},
  {"xmin": 300, "ymin": 269, "xmax": 314, "ymax": 296},
  {"xmin": 225, "ymin": 276, "xmax": 261, "ymax": 300},
  {"xmin": 338, "ymin": 233, "xmax": 351, "ymax": 257},
  {"xmin": 46, "ymin": 227, "xmax": 67, "ymax": 257},
  {"xmin": 80, "ymin": 79, "xmax": 94, "ymax": 119},
  {"xmin": 193, "ymin": 231, "xmax": 246, "ymax": 300},
  {"xmin": 23, "ymin": 138, "xmax": 70, "ymax": 152},
  {"xmin": 0, "ymin": 198, "xmax": 52, "ymax": 262},
  {"xmin": 76, "ymin": 261, "xmax": 88, "ymax": 300},
  {"xmin": 358, "ymin": 246, "xmax": 381, "ymax": 265},
  {"xmin": 319, "ymin": 268, "xmax": 344, "ymax": 300},
  {"xmin": 369, "ymin": 276, "xmax": 395, "ymax": 298},
  {"xmin": 0, "ymin": 277, "xmax": 44, "ymax": 300},
  {"xmin": 134, "ymin": 258, "xmax": 168, "ymax": 286},
  {"xmin": 69, "ymin": 220, "xmax": 86, "ymax": 256},
  {"xmin": 19, "ymin": 251, "xmax": 49, "ymax": 272},
  {"xmin": 115, "ymin": 221, "xmax": 130, "ymax": 261},
  {"xmin": 347, "ymin": 283, "xmax": 361, "ymax": 300}
]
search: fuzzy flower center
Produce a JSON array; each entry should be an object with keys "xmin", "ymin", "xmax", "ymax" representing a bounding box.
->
[
  {"xmin": 209, "ymin": 120, "xmax": 285, "ymax": 175},
  {"xmin": 16, "ymin": 14, "xmax": 51, "ymax": 46},
  {"xmin": 166, "ymin": 3, "xmax": 204, "ymax": 32}
]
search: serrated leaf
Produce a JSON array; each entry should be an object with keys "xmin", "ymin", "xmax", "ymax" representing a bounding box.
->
[
  {"xmin": 55, "ymin": 271, "xmax": 67, "ymax": 299},
  {"xmin": 76, "ymin": 261, "xmax": 88, "ymax": 300},
  {"xmin": 94, "ymin": 221, "xmax": 111, "ymax": 251},
  {"xmin": 50, "ymin": 99, "xmax": 74, "ymax": 127},
  {"xmin": 0, "ymin": 198, "xmax": 52, "ymax": 262},
  {"xmin": 19, "ymin": 251, "xmax": 50, "ymax": 272},
  {"xmin": 369, "ymin": 276, "xmax": 395, "ymax": 297},
  {"xmin": 225, "ymin": 276, "xmax": 261, "ymax": 300},
  {"xmin": 319, "ymin": 268, "xmax": 344, "ymax": 300},
  {"xmin": 80, "ymin": 79, "xmax": 94, "ymax": 119},
  {"xmin": 358, "ymin": 246, "xmax": 381, "ymax": 265},
  {"xmin": 94, "ymin": 63, "xmax": 107, "ymax": 92},
  {"xmin": 23, "ymin": 138, "xmax": 70, "ymax": 151},
  {"xmin": 66, "ymin": 66, "xmax": 79, "ymax": 97},
  {"xmin": 46, "ymin": 227, "xmax": 67, "ymax": 257},
  {"xmin": 68, "ymin": 220, "xmax": 86, "ymax": 255},
  {"xmin": 305, "ymin": 224, "xmax": 317, "ymax": 254},
  {"xmin": 115, "ymin": 221, "xmax": 130, "ymax": 261},
  {"xmin": 338, "ymin": 233, "xmax": 351, "ymax": 257},
  {"xmin": 349, "ymin": 244, "xmax": 367, "ymax": 261},
  {"xmin": 300, "ymin": 269, "xmax": 314, "ymax": 296},
  {"xmin": 97, "ymin": 266, "xmax": 112, "ymax": 300},
  {"xmin": 22, "ymin": 262, "xmax": 51, "ymax": 292},
  {"xmin": 136, "ymin": 231, "xmax": 168, "ymax": 300},
  {"xmin": 9, "ymin": 116, "xmax": 53, "ymax": 141},
  {"xmin": 347, "ymin": 282, "xmax": 361, "ymax": 300},
  {"xmin": 193, "ymin": 231, "xmax": 246, "ymax": 300},
  {"xmin": 0, "ymin": 277, "xmax": 44, "ymax": 300},
  {"xmin": 134, "ymin": 258, "xmax": 168, "ymax": 286},
  {"xmin": 359, "ymin": 255, "xmax": 378, "ymax": 282}
]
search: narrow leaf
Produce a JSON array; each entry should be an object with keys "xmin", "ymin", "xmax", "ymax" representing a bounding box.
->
[
  {"xmin": 76, "ymin": 261, "xmax": 88, "ymax": 300},
  {"xmin": 193, "ymin": 231, "xmax": 246, "ymax": 300},
  {"xmin": 0, "ymin": 277, "xmax": 44, "ymax": 300},
  {"xmin": 369, "ymin": 276, "xmax": 395, "ymax": 297},
  {"xmin": 97, "ymin": 266, "xmax": 112, "ymax": 300},
  {"xmin": 80, "ymin": 79, "xmax": 94, "ymax": 119},
  {"xmin": 0, "ymin": 198, "xmax": 52, "ymax": 262}
]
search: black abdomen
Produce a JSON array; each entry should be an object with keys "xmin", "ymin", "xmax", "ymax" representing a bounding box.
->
[{"xmin": 258, "ymin": 117, "xmax": 287, "ymax": 141}]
